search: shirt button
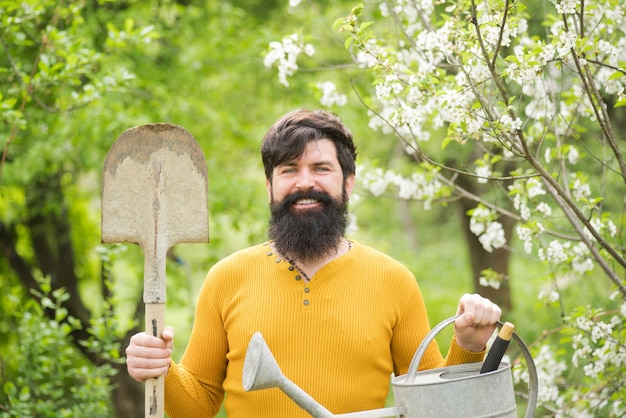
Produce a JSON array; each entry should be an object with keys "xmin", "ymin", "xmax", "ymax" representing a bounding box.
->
[
  {"xmin": 304, "ymin": 288, "xmax": 310, "ymax": 293},
  {"xmin": 303, "ymin": 300, "xmax": 310, "ymax": 306},
  {"xmin": 288, "ymin": 266, "xmax": 295, "ymax": 271},
  {"xmin": 295, "ymin": 275, "xmax": 302, "ymax": 281}
]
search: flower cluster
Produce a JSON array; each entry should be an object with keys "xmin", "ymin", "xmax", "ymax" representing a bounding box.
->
[
  {"xmin": 513, "ymin": 344, "xmax": 566, "ymax": 405},
  {"xmin": 357, "ymin": 163, "xmax": 446, "ymax": 210},
  {"xmin": 511, "ymin": 304, "xmax": 626, "ymax": 416},
  {"xmin": 316, "ymin": 81, "xmax": 347, "ymax": 107},
  {"xmin": 468, "ymin": 205, "xmax": 506, "ymax": 253},
  {"xmin": 263, "ymin": 33, "xmax": 314, "ymax": 87}
]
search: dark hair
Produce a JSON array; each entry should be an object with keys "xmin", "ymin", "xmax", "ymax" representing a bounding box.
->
[{"xmin": 261, "ymin": 109, "xmax": 357, "ymax": 181}]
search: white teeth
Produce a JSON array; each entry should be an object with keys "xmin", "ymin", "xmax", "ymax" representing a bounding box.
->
[{"xmin": 296, "ymin": 199, "xmax": 317, "ymax": 205}]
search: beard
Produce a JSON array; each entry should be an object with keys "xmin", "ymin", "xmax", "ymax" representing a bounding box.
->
[{"xmin": 269, "ymin": 189, "xmax": 349, "ymax": 263}]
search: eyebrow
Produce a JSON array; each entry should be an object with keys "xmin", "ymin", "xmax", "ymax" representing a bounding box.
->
[{"xmin": 278, "ymin": 159, "xmax": 336, "ymax": 167}]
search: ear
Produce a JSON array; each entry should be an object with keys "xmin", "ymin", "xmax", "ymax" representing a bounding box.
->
[
  {"xmin": 265, "ymin": 178, "xmax": 272, "ymax": 201},
  {"xmin": 344, "ymin": 173, "xmax": 356, "ymax": 200}
]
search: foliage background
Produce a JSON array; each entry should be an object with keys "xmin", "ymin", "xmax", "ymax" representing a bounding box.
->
[{"xmin": 1, "ymin": 0, "xmax": 624, "ymax": 417}]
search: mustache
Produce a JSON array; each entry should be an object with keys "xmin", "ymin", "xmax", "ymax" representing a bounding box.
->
[{"xmin": 278, "ymin": 189, "xmax": 337, "ymax": 207}]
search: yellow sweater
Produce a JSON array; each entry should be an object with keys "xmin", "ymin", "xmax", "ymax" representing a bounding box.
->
[{"xmin": 164, "ymin": 241, "xmax": 484, "ymax": 417}]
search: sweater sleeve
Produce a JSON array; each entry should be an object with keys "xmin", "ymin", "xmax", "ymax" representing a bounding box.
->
[
  {"xmin": 164, "ymin": 361, "xmax": 218, "ymax": 417},
  {"xmin": 390, "ymin": 274, "xmax": 446, "ymax": 375},
  {"xmin": 444, "ymin": 336, "xmax": 486, "ymax": 366},
  {"xmin": 163, "ymin": 271, "xmax": 228, "ymax": 418},
  {"xmin": 389, "ymin": 266, "xmax": 485, "ymax": 374}
]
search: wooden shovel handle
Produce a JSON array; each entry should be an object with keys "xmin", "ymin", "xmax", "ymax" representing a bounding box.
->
[{"xmin": 145, "ymin": 302, "xmax": 165, "ymax": 418}]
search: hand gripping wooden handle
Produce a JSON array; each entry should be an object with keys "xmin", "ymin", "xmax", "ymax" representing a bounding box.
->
[{"xmin": 145, "ymin": 303, "xmax": 165, "ymax": 418}]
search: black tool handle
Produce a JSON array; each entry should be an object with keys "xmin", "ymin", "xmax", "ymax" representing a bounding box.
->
[{"xmin": 480, "ymin": 322, "xmax": 514, "ymax": 374}]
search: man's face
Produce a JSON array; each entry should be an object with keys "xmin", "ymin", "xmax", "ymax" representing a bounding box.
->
[
  {"xmin": 266, "ymin": 138, "xmax": 354, "ymax": 206},
  {"xmin": 266, "ymin": 139, "xmax": 355, "ymax": 262}
]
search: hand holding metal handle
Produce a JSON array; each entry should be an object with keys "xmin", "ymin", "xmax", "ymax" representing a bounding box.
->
[{"xmin": 403, "ymin": 316, "xmax": 538, "ymax": 418}]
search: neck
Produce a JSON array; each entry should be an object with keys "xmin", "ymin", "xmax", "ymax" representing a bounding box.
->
[{"xmin": 275, "ymin": 238, "xmax": 351, "ymax": 283}]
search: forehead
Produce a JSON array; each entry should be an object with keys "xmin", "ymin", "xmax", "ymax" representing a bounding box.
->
[{"xmin": 281, "ymin": 138, "xmax": 338, "ymax": 164}]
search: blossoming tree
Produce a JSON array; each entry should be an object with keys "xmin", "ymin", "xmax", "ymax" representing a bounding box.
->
[{"xmin": 265, "ymin": 0, "xmax": 626, "ymax": 415}]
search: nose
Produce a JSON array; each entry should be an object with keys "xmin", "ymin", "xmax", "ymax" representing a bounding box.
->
[{"xmin": 295, "ymin": 169, "xmax": 315, "ymax": 190}]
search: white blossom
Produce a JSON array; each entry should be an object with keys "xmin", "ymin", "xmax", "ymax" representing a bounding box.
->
[
  {"xmin": 572, "ymin": 257, "xmax": 594, "ymax": 275},
  {"xmin": 544, "ymin": 147, "xmax": 552, "ymax": 164},
  {"xmin": 536, "ymin": 202, "xmax": 552, "ymax": 217},
  {"xmin": 477, "ymin": 221, "xmax": 506, "ymax": 252},
  {"xmin": 571, "ymin": 178, "xmax": 591, "ymax": 202},
  {"xmin": 572, "ymin": 333, "xmax": 592, "ymax": 367},
  {"xmin": 357, "ymin": 165, "xmax": 443, "ymax": 209},
  {"xmin": 263, "ymin": 34, "xmax": 314, "ymax": 87},
  {"xmin": 597, "ymin": 39, "xmax": 617, "ymax": 57},
  {"xmin": 538, "ymin": 288, "xmax": 560, "ymax": 303},
  {"xmin": 545, "ymin": 240, "xmax": 569, "ymax": 265},
  {"xmin": 556, "ymin": 0, "xmax": 577, "ymax": 15},
  {"xmin": 524, "ymin": 345, "xmax": 566, "ymax": 404},
  {"xmin": 567, "ymin": 146, "xmax": 580, "ymax": 164},
  {"xmin": 479, "ymin": 275, "xmax": 501, "ymax": 289},
  {"xmin": 469, "ymin": 206, "xmax": 491, "ymax": 235},
  {"xmin": 556, "ymin": 30, "xmax": 577, "ymax": 59},
  {"xmin": 475, "ymin": 164, "xmax": 492, "ymax": 184},
  {"xmin": 356, "ymin": 50, "xmax": 379, "ymax": 68},
  {"xmin": 316, "ymin": 81, "xmax": 347, "ymax": 107},
  {"xmin": 518, "ymin": 204, "xmax": 529, "ymax": 221},
  {"xmin": 516, "ymin": 225, "xmax": 534, "ymax": 254},
  {"xmin": 527, "ymin": 178, "xmax": 546, "ymax": 198},
  {"xmin": 499, "ymin": 113, "xmax": 522, "ymax": 133},
  {"xmin": 379, "ymin": 2, "xmax": 390, "ymax": 17},
  {"xmin": 606, "ymin": 220, "xmax": 617, "ymax": 237},
  {"xmin": 575, "ymin": 315, "xmax": 593, "ymax": 332},
  {"xmin": 512, "ymin": 193, "xmax": 522, "ymax": 211}
]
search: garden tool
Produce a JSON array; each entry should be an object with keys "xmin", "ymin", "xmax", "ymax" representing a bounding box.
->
[{"xmin": 102, "ymin": 123, "xmax": 209, "ymax": 417}]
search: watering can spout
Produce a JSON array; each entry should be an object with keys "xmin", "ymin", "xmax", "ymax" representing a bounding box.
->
[
  {"xmin": 243, "ymin": 332, "xmax": 336, "ymax": 418},
  {"xmin": 242, "ymin": 332, "xmax": 284, "ymax": 391}
]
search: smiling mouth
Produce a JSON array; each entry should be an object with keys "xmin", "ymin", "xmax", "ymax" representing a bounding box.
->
[{"xmin": 295, "ymin": 199, "xmax": 319, "ymax": 206}]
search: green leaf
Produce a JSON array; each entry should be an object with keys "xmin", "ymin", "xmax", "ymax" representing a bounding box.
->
[
  {"xmin": 124, "ymin": 17, "xmax": 135, "ymax": 33},
  {"xmin": 360, "ymin": 21, "xmax": 375, "ymax": 31},
  {"xmin": 614, "ymin": 97, "xmax": 626, "ymax": 108},
  {"xmin": 440, "ymin": 133, "xmax": 451, "ymax": 150},
  {"xmin": 332, "ymin": 17, "xmax": 347, "ymax": 32}
]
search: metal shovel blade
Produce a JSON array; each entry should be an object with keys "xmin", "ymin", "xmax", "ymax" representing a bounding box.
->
[{"xmin": 101, "ymin": 123, "xmax": 209, "ymax": 417}]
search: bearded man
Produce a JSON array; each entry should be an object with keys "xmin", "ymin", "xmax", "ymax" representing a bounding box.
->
[{"xmin": 126, "ymin": 109, "xmax": 501, "ymax": 418}]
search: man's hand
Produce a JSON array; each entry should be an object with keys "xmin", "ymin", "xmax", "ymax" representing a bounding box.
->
[
  {"xmin": 453, "ymin": 294, "xmax": 501, "ymax": 352},
  {"xmin": 126, "ymin": 325, "xmax": 175, "ymax": 382}
]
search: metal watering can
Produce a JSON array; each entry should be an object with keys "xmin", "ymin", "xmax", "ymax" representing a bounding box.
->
[{"xmin": 242, "ymin": 316, "xmax": 539, "ymax": 417}]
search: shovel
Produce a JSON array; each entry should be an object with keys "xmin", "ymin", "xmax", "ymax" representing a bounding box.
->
[{"xmin": 101, "ymin": 123, "xmax": 209, "ymax": 417}]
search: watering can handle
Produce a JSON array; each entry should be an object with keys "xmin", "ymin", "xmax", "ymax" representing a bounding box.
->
[{"xmin": 404, "ymin": 316, "xmax": 538, "ymax": 418}]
